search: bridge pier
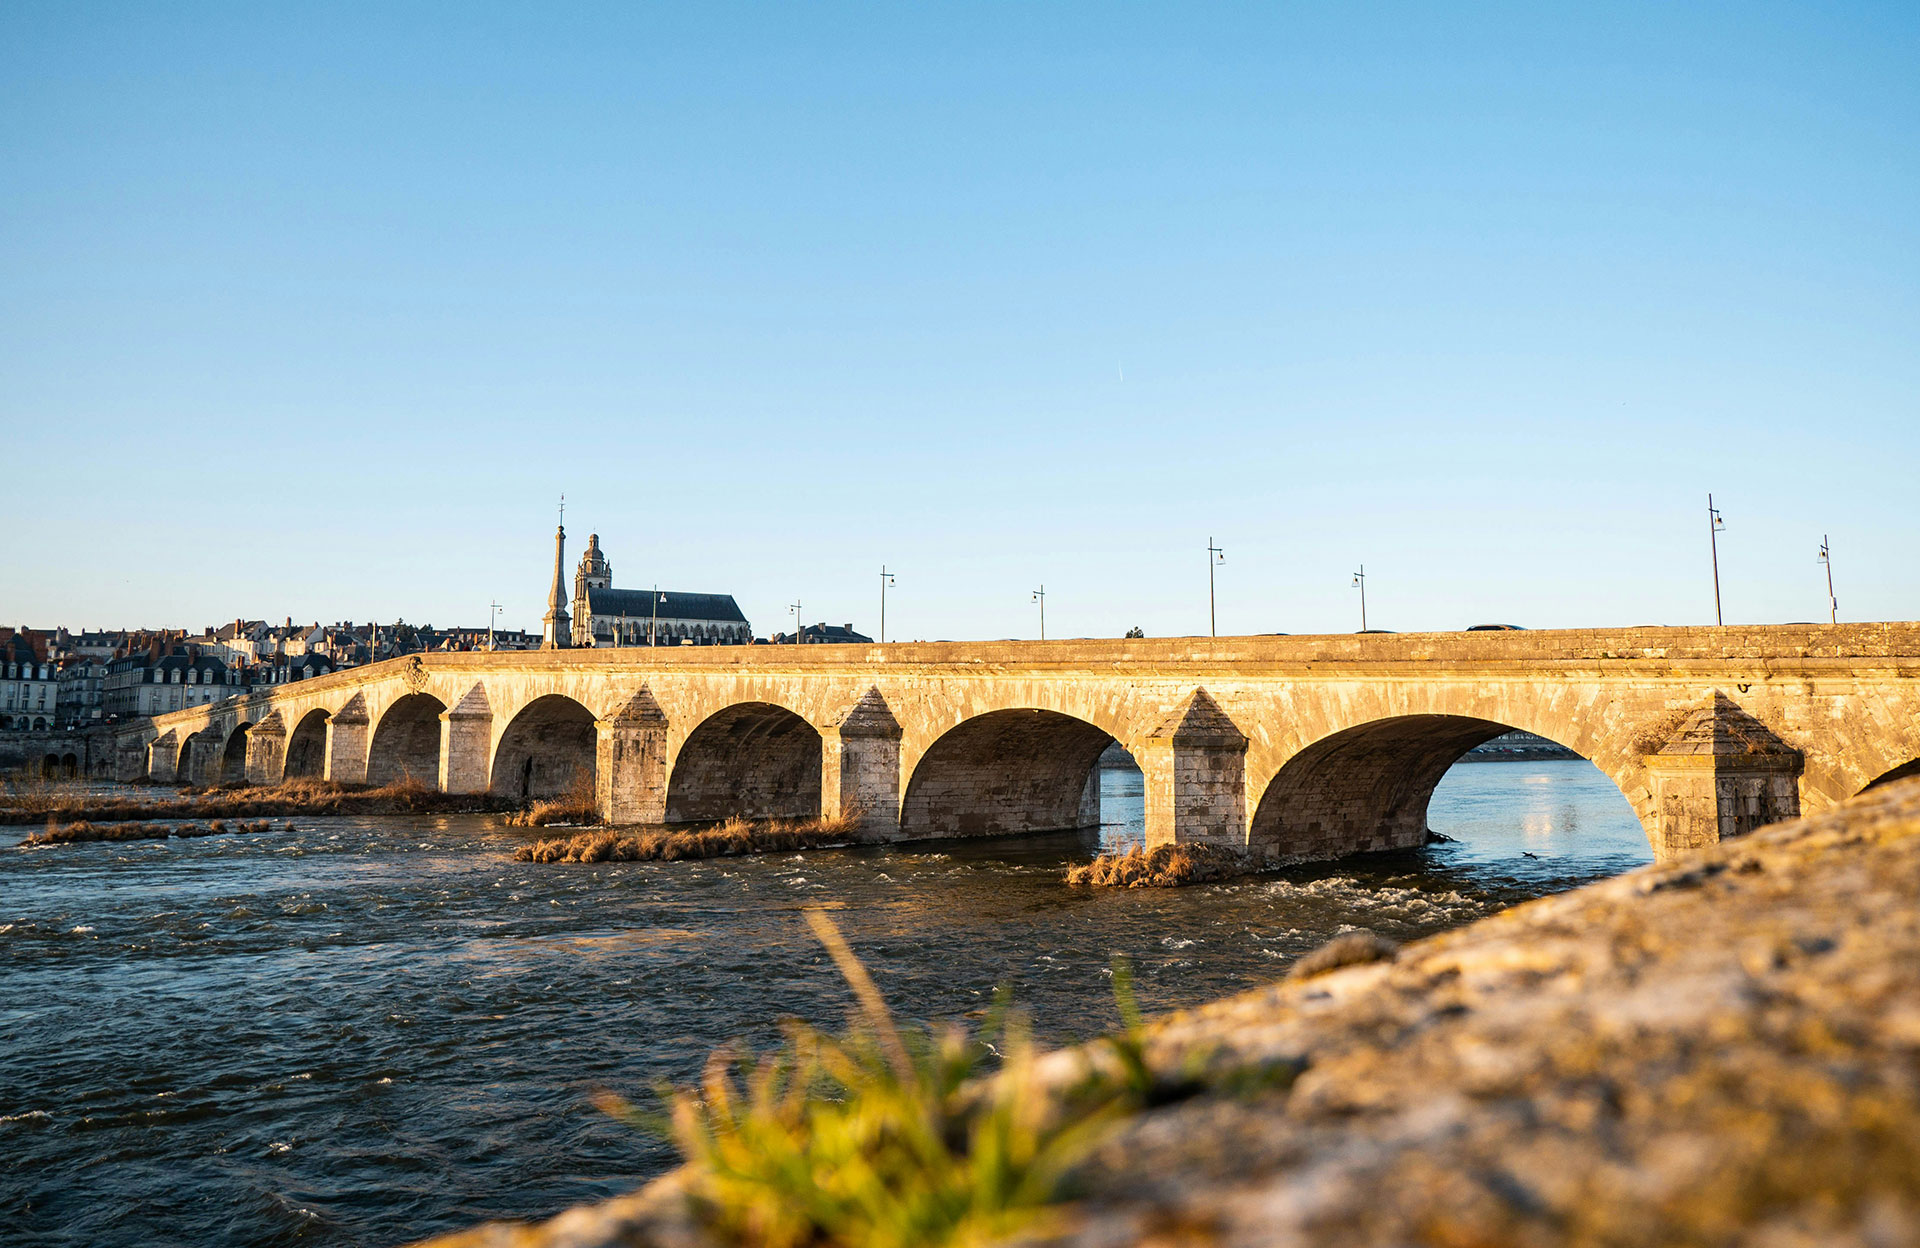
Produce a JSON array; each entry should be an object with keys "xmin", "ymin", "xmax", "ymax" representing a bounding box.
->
[
  {"xmin": 180, "ymin": 729, "xmax": 222, "ymax": 786},
  {"xmin": 439, "ymin": 684, "xmax": 493, "ymax": 795},
  {"xmin": 117, "ymin": 734, "xmax": 150, "ymax": 782},
  {"xmin": 1644, "ymin": 694, "xmax": 1803, "ymax": 859},
  {"xmin": 324, "ymin": 694, "xmax": 370, "ymax": 784},
  {"xmin": 147, "ymin": 730, "xmax": 179, "ymax": 782},
  {"xmin": 244, "ymin": 712, "xmax": 287, "ymax": 786},
  {"xmin": 823, "ymin": 688, "xmax": 903, "ymax": 838},
  {"xmin": 1140, "ymin": 690, "xmax": 1249, "ymax": 851},
  {"xmin": 597, "ymin": 688, "xmax": 670, "ymax": 824}
]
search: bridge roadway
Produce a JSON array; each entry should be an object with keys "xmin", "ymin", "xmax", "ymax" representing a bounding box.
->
[{"xmin": 116, "ymin": 625, "xmax": 1920, "ymax": 863}]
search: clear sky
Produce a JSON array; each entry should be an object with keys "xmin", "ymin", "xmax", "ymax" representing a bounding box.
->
[{"xmin": 3, "ymin": 3, "xmax": 1915, "ymax": 641}]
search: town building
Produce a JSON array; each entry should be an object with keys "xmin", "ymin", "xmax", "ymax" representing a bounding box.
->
[
  {"xmin": 769, "ymin": 622, "xmax": 874, "ymax": 645},
  {"xmin": 1, "ymin": 630, "xmax": 56, "ymax": 730},
  {"xmin": 562, "ymin": 531, "xmax": 753, "ymax": 647},
  {"xmin": 55, "ymin": 654, "xmax": 109, "ymax": 726},
  {"xmin": 104, "ymin": 645, "xmax": 247, "ymax": 717}
]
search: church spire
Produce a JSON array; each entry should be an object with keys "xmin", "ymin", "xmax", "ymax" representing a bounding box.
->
[{"xmin": 540, "ymin": 501, "xmax": 571, "ymax": 650}]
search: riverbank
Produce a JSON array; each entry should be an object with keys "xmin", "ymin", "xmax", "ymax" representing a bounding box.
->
[
  {"xmin": 0, "ymin": 777, "xmax": 506, "ymax": 825},
  {"xmin": 420, "ymin": 778, "xmax": 1920, "ymax": 1248}
]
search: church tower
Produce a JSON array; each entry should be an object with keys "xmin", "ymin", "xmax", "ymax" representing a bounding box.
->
[
  {"xmin": 571, "ymin": 534, "xmax": 613, "ymax": 647},
  {"xmin": 540, "ymin": 521, "xmax": 570, "ymax": 650}
]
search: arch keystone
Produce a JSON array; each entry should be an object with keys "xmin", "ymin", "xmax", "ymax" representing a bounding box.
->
[
  {"xmin": 1643, "ymin": 692, "xmax": 1802, "ymax": 858},
  {"xmin": 826, "ymin": 688, "xmax": 903, "ymax": 838},
  {"xmin": 1140, "ymin": 688, "xmax": 1248, "ymax": 850}
]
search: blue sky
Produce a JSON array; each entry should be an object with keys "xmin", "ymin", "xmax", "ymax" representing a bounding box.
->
[{"xmin": 3, "ymin": 3, "xmax": 1915, "ymax": 640}]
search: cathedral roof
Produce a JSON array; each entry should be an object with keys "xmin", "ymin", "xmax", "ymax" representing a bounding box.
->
[{"xmin": 581, "ymin": 587, "xmax": 749, "ymax": 624}]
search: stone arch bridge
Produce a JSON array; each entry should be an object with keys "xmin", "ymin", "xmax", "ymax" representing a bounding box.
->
[{"xmin": 115, "ymin": 626, "xmax": 1920, "ymax": 862}]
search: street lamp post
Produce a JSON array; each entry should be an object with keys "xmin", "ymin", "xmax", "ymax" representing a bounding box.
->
[
  {"xmin": 649, "ymin": 587, "xmax": 667, "ymax": 646},
  {"xmin": 488, "ymin": 601, "xmax": 501, "ymax": 652},
  {"xmin": 880, "ymin": 566, "xmax": 895, "ymax": 644},
  {"xmin": 1351, "ymin": 565, "xmax": 1367, "ymax": 632},
  {"xmin": 1207, "ymin": 538, "xmax": 1224, "ymax": 637},
  {"xmin": 1708, "ymin": 494, "xmax": 1726, "ymax": 626},
  {"xmin": 790, "ymin": 599, "xmax": 804, "ymax": 644},
  {"xmin": 1819, "ymin": 535, "xmax": 1837, "ymax": 625},
  {"xmin": 1032, "ymin": 585, "xmax": 1046, "ymax": 641}
]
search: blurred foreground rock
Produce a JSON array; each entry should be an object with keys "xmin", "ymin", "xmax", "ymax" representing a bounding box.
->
[{"xmin": 417, "ymin": 778, "xmax": 1920, "ymax": 1248}]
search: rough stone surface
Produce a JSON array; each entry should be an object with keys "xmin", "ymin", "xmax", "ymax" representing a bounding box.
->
[
  {"xmin": 823, "ymin": 687, "xmax": 904, "ymax": 837},
  {"xmin": 1645, "ymin": 692, "xmax": 1805, "ymax": 855},
  {"xmin": 1139, "ymin": 689, "xmax": 1248, "ymax": 851},
  {"xmin": 119, "ymin": 626, "xmax": 1920, "ymax": 860},
  {"xmin": 597, "ymin": 688, "xmax": 671, "ymax": 825},
  {"xmin": 440, "ymin": 682, "xmax": 496, "ymax": 795},
  {"xmin": 413, "ymin": 776, "xmax": 1920, "ymax": 1248},
  {"xmin": 243, "ymin": 710, "xmax": 286, "ymax": 785}
]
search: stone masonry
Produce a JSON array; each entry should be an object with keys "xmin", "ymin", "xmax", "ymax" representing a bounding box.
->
[{"xmin": 118, "ymin": 624, "xmax": 1920, "ymax": 862}]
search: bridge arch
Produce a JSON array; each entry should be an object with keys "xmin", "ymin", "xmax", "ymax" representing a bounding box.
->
[
  {"xmin": 1865, "ymin": 758, "xmax": 1920, "ymax": 793},
  {"xmin": 285, "ymin": 709, "xmax": 329, "ymax": 780},
  {"xmin": 368, "ymin": 693, "xmax": 446, "ymax": 787},
  {"xmin": 491, "ymin": 694, "xmax": 597, "ymax": 802},
  {"xmin": 1248, "ymin": 714, "xmax": 1643, "ymax": 861},
  {"xmin": 900, "ymin": 708, "xmax": 1115, "ymax": 840},
  {"xmin": 666, "ymin": 701, "xmax": 821, "ymax": 822},
  {"xmin": 218, "ymin": 722, "xmax": 253, "ymax": 784},
  {"xmin": 174, "ymin": 734, "xmax": 196, "ymax": 781}
]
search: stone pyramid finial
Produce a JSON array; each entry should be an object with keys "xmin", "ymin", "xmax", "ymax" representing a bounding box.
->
[
  {"xmin": 605, "ymin": 685, "xmax": 668, "ymax": 726},
  {"xmin": 446, "ymin": 682, "xmax": 492, "ymax": 719},
  {"xmin": 835, "ymin": 687, "xmax": 901, "ymax": 738},
  {"xmin": 332, "ymin": 692, "xmax": 370, "ymax": 725},
  {"xmin": 1653, "ymin": 691, "xmax": 1799, "ymax": 760},
  {"xmin": 1148, "ymin": 687, "xmax": 1248, "ymax": 747}
]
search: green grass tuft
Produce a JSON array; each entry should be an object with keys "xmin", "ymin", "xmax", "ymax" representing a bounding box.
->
[{"xmin": 601, "ymin": 910, "xmax": 1129, "ymax": 1248}]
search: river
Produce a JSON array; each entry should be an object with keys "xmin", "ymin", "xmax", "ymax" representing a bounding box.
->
[{"xmin": 0, "ymin": 760, "xmax": 1650, "ymax": 1247}]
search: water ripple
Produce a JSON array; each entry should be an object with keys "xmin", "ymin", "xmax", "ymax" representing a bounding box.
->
[{"xmin": 0, "ymin": 762, "xmax": 1648, "ymax": 1248}]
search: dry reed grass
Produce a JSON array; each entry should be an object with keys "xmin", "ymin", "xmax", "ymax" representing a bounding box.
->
[
  {"xmin": 503, "ymin": 774, "xmax": 601, "ymax": 827},
  {"xmin": 1064, "ymin": 841, "xmax": 1252, "ymax": 888},
  {"xmin": 503, "ymin": 797, "xmax": 602, "ymax": 828},
  {"xmin": 21, "ymin": 818, "xmax": 277, "ymax": 847},
  {"xmin": 0, "ymin": 769, "xmax": 89, "ymax": 815},
  {"xmin": 0, "ymin": 775, "xmax": 501, "ymax": 826},
  {"xmin": 515, "ymin": 811, "xmax": 859, "ymax": 863}
]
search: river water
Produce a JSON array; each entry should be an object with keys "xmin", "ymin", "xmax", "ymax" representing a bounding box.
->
[{"xmin": 1, "ymin": 761, "xmax": 1650, "ymax": 1248}]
